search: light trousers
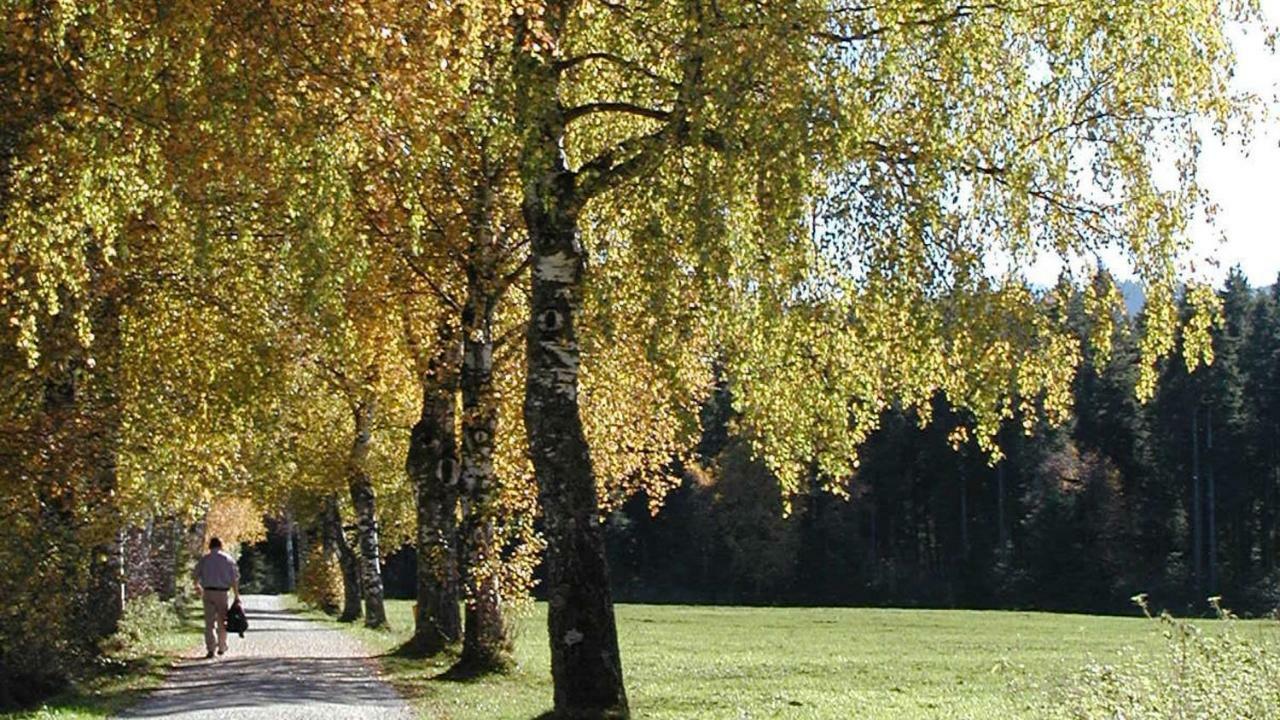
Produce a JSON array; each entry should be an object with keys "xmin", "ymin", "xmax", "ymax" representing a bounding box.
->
[{"xmin": 202, "ymin": 589, "xmax": 229, "ymax": 653}]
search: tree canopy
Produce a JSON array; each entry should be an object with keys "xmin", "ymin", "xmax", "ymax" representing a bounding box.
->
[{"xmin": 0, "ymin": 0, "xmax": 1266, "ymax": 715}]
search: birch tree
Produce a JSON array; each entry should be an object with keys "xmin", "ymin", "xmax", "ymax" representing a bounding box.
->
[{"xmin": 506, "ymin": 1, "xmax": 1256, "ymax": 716}]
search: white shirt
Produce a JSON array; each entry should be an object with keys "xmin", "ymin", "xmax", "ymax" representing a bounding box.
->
[{"xmin": 194, "ymin": 550, "xmax": 240, "ymax": 589}]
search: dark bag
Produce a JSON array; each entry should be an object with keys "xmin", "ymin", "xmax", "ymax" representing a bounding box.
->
[{"xmin": 226, "ymin": 599, "xmax": 248, "ymax": 637}]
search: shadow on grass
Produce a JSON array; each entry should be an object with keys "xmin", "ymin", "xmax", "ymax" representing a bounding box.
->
[
  {"xmin": 380, "ymin": 642, "xmax": 498, "ymax": 683},
  {"xmin": 390, "ymin": 637, "xmax": 456, "ymax": 660},
  {"xmin": 433, "ymin": 658, "xmax": 516, "ymax": 683},
  {"xmin": 384, "ymin": 637, "xmax": 516, "ymax": 678},
  {"xmin": 300, "ymin": 600, "xmax": 549, "ymax": 718}
]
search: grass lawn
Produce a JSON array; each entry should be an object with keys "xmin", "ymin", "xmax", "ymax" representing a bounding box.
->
[
  {"xmin": 2, "ymin": 607, "xmax": 203, "ymax": 720},
  {"xmin": 310, "ymin": 597, "xmax": 1280, "ymax": 720}
]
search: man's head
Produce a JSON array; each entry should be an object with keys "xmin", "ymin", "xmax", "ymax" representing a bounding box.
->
[{"xmin": 209, "ymin": 537, "xmax": 223, "ymax": 551}]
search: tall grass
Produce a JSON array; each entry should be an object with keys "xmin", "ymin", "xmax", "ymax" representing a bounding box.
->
[{"xmin": 1058, "ymin": 595, "xmax": 1280, "ymax": 720}]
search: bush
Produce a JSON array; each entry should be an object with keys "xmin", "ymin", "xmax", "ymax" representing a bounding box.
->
[
  {"xmin": 0, "ymin": 520, "xmax": 99, "ymax": 709},
  {"xmin": 1057, "ymin": 595, "xmax": 1280, "ymax": 719},
  {"xmin": 110, "ymin": 594, "xmax": 181, "ymax": 650},
  {"xmin": 297, "ymin": 546, "xmax": 343, "ymax": 615}
]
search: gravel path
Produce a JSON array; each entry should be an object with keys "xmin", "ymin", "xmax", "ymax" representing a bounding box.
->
[{"xmin": 117, "ymin": 594, "xmax": 413, "ymax": 720}]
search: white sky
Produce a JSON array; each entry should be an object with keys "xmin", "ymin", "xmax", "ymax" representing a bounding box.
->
[
  {"xmin": 1027, "ymin": 1, "xmax": 1280, "ymax": 288},
  {"xmin": 1192, "ymin": 0, "xmax": 1280, "ymax": 288}
]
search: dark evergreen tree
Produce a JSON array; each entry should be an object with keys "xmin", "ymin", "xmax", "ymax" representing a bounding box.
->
[{"xmin": 603, "ymin": 272, "xmax": 1280, "ymax": 617}]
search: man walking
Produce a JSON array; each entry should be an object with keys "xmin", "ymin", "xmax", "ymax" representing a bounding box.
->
[{"xmin": 193, "ymin": 537, "xmax": 241, "ymax": 659}]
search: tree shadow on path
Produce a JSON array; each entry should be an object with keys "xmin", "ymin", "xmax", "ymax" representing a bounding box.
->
[{"xmin": 118, "ymin": 656, "xmax": 407, "ymax": 717}]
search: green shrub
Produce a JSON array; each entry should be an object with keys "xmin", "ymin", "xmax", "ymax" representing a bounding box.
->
[
  {"xmin": 0, "ymin": 520, "xmax": 99, "ymax": 709},
  {"xmin": 1057, "ymin": 595, "xmax": 1280, "ymax": 719},
  {"xmin": 110, "ymin": 594, "xmax": 181, "ymax": 650}
]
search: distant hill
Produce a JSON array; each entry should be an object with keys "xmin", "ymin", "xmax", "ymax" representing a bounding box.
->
[
  {"xmin": 1113, "ymin": 279, "xmax": 1279, "ymax": 318},
  {"xmin": 1117, "ymin": 279, "xmax": 1145, "ymax": 317}
]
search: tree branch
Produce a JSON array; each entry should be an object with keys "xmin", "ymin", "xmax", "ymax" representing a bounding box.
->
[
  {"xmin": 563, "ymin": 102, "xmax": 673, "ymax": 125},
  {"xmin": 397, "ymin": 249, "xmax": 462, "ymax": 313},
  {"xmin": 554, "ymin": 52, "xmax": 680, "ymax": 88},
  {"xmin": 495, "ymin": 254, "xmax": 534, "ymax": 301}
]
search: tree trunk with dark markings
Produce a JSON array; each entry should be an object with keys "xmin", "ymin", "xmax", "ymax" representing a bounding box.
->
[
  {"xmin": 519, "ymin": 161, "xmax": 628, "ymax": 719},
  {"xmin": 325, "ymin": 496, "xmax": 363, "ymax": 623},
  {"xmin": 406, "ymin": 321, "xmax": 463, "ymax": 654},
  {"xmin": 514, "ymin": 6, "xmax": 630, "ymax": 715},
  {"xmin": 458, "ymin": 208, "xmax": 511, "ymax": 670},
  {"xmin": 347, "ymin": 398, "xmax": 387, "ymax": 628}
]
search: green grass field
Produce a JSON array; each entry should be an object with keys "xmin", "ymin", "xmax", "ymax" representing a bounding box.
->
[{"xmin": 318, "ymin": 599, "xmax": 1280, "ymax": 720}]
